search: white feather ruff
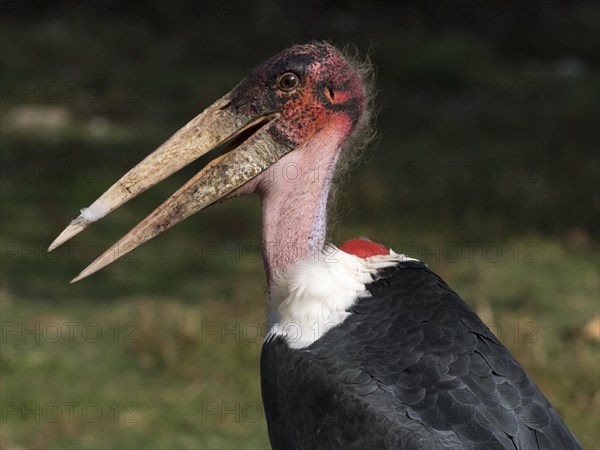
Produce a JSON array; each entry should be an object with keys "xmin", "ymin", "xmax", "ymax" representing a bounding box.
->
[{"xmin": 267, "ymin": 245, "xmax": 417, "ymax": 349}]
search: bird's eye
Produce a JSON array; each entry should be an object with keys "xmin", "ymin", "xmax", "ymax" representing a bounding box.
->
[{"xmin": 278, "ymin": 72, "xmax": 299, "ymax": 91}]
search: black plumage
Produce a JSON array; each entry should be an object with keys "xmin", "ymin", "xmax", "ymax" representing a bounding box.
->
[{"xmin": 261, "ymin": 260, "xmax": 581, "ymax": 450}]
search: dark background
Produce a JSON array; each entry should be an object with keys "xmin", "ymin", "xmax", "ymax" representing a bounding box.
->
[{"xmin": 1, "ymin": 1, "xmax": 598, "ymax": 448}]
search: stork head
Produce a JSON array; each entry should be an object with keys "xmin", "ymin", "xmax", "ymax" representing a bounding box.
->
[
  {"xmin": 230, "ymin": 43, "xmax": 369, "ymax": 148},
  {"xmin": 49, "ymin": 42, "xmax": 373, "ymax": 282}
]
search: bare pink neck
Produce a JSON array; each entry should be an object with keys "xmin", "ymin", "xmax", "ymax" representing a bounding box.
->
[{"xmin": 258, "ymin": 128, "xmax": 347, "ymax": 286}]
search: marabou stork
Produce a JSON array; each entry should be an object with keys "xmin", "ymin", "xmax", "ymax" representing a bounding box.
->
[{"xmin": 49, "ymin": 42, "xmax": 581, "ymax": 449}]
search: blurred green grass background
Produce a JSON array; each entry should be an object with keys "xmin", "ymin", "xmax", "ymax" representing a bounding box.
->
[{"xmin": 1, "ymin": 1, "xmax": 599, "ymax": 449}]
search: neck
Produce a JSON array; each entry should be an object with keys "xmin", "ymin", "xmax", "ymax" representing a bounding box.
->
[{"xmin": 259, "ymin": 128, "xmax": 347, "ymax": 286}]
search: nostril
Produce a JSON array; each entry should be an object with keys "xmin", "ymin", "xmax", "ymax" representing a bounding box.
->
[{"xmin": 217, "ymin": 100, "xmax": 232, "ymax": 111}]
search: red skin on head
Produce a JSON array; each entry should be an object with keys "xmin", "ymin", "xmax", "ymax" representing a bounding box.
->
[
  {"xmin": 339, "ymin": 238, "xmax": 390, "ymax": 258},
  {"xmin": 271, "ymin": 45, "xmax": 365, "ymax": 147}
]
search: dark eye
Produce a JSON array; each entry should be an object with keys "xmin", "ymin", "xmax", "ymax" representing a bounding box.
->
[{"xmin": 278, "ymin": 72, "xmax": 299, "ymax": 91}]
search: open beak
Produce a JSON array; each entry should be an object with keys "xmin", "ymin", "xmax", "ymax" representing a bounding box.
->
[{"xmin": 48, "ymin": 93, "xmax": 289, "ymax": 283}]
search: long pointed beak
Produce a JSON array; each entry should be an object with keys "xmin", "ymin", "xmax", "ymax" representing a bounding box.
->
[{"xmin": 49, "ymin": 93, "xmax": 290, "ymax": 282}]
